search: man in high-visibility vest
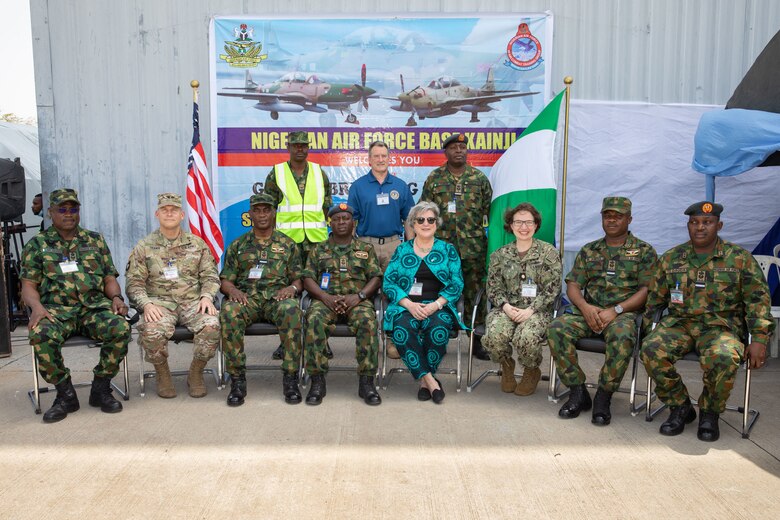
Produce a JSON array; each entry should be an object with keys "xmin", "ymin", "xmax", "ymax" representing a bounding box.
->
[
  {"xmin": 263, "ymin": 130, "xmax": 332, "ymax": 264},
  {"xmin": 263, "ymin": 130, "xmax": 332, "ymax": 360}
]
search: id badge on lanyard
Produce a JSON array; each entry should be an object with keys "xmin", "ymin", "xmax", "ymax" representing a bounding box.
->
[
  {"xmin": 163, "ymin": 258, "xmax": 179, "ymax": 280},
  {"xmin": 409, "ymin": 278, "xmax": 423, "ymax": 296},
  {"xmin": 521, "ymin": 277, "xmax": 537, "ymax": 298},
  {"xmin": 249, "ymin": 264, "xmax": 265, "ymax": 279},
  {"xmin": 376, "ymin": 192, "xmax": 389, "ymax": 206},
  {"xmin": 670, "ymin": 282, "xmax": 684, "ymax": 304},
  {"xmin": 320, "ymin": 272, "xmax": 331, "ymax": 290},
  {"xmin": 59, "ymin": 252, "xmax": 78, "ymax": 273}
]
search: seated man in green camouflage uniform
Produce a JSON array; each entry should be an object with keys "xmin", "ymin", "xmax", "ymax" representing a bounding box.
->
[
  {"xmin": 302, "ymin": 203, "xmax": 383, "ymax": 406},
  {"xmin": 126, "ymin": 193, "xmax": 221, "ymax": 399},
  {"xmin": 20, "ymin": 188, "xmax": 130, "ymax": 423},
  {"xmin": 642, "ymin": 201, "xmax": 774, "ymax": 442},
  {"xmin": 548, "ymin": 197, "xmax": 656, "ymax": 425},
  {"xmin": 219, "ymin": 193, "xmax": 304, "ymax": 406}
]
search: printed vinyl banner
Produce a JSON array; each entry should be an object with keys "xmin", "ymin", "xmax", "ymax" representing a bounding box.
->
[{"xmin": 209, "ymin": 15, "xmax": 554, "ymax": 250}]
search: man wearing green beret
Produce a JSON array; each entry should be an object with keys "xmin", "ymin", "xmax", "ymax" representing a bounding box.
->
[
  {"xmin": 420, "ymin": 132, "xmax": 493, "ymax": 360},
  {"xmin": 126, "ymin": 192, "xmax": 221, "ymax": 399},
  {"xmin": 548, "ymin": 196, "xmax": 657, "ymax": 425},
  {"xmin": 301, "ymin": 203, "xmax": 383, "ymax": 406},
  {"xmin": 641, "ymin": 201, "xmax": 774, "ymax": 442},
  {"xmin": 219, "ymin": 192, "xmax": 305, "ymax": 406},
  {"xmin": 20, "ymin": 188, "xmax": 131, "ymax": 423}
]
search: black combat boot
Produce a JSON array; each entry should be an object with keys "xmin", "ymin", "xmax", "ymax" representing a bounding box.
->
[
  {"xmin": 272, "ymin": 344, "xmax": 284, "ymax": 360},
  {"xmin": 591, "ymin": 388, "xmax": 614, "ymax": 426},
  {"xmin": 697, "ymin": 411, "xmax": 720, "ymax": 442},
  {"xmin": 88, "ymin": 376, "xmax": 123, "ymax": 413},
  {"xmin": 659, "ymin": 399, "xmax": 696, "ymax": 436},
  {"xmin": 227, "ymin": 374, "xmax": 247, "ymax": 407},
  {"xmin": 558, "ymin": 384, "xmax": 592, "ymax": 419},
  {"xmin": 283, "ymin": 373, "xmax": 302, "ymax": 404},
  {"xmin": 358, "ymin": 375, "xmax": 382, "ymax": 406},
  {"xmin": 471, "ymin": 334, "xmax": 491, "ymax": 361},
  {"xmin": 43, "ymin": 377, "xmax": 80, "ymax": 423},
  {"xmin": 325, "ymin": 343, "xmax": 334, "ymax": 360},
  {"xmin": 305, "ymin": 374, "xmax": 327, "ymax": 406}
]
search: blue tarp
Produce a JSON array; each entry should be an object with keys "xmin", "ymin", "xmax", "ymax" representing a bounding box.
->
[{"xmin": 692, "ymin": 108, "xmax": 780, "ymax": 177}]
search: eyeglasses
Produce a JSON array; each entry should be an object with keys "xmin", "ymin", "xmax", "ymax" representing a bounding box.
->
[
  {"xmin": 512, "ymin": 220, "xmax": 535, "ymax": 228},
  {"xmin": 415, "ymin": 217, "xmax": 437, "ymax": 225},
  {"xmin": 56, "ymin": 207, "xmax": 80, "ymax": 215}
]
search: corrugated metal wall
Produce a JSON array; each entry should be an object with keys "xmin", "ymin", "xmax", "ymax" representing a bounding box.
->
[{"xmin": 29, "ymin": 0, "xmax": 779, "ymax": 280}]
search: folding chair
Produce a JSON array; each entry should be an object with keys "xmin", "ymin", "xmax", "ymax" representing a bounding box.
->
[
  {"xmin": 546, "ymin": 298, "xmax": 650, "ymax": 416},
  {"xmin": 300, "ymin": 293, "xmax": 383, "ymax": 384},
  {"xmin": 466, "ymin": 289, "xmax": 559, "ymax": 392},
  {"xmin": 28, "ymin": 313, "xmax": 137, "ymax": 414},
  {"xmin": 643, "ymin": 307, "xmax": 758, "ymax": 438},
  {"xmin": 381, "ymin": 295, "xmax": 465, "ymax": 391},
  {"xmin": 137, "ymin": 326, "xmax": 224, "ymax": 396}
]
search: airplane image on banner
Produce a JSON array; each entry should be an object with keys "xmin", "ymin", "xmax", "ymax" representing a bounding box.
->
[
  {"xmin": 383, "ymin": 66, "xmax": 538, "ymax": 126},
  {"xmin": 217, "ymin": 64, "xmax": 376, "ymax": 124}
]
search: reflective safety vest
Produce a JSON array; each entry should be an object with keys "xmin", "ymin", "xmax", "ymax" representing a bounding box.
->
[{"xmin": 274, "ymin": 162, "xmax": 328, "ymax": 243}]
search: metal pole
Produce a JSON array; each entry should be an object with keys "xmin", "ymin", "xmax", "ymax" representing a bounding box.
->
[{"xmin": 558, "ymin": 76, "xmax": 573, "ymax": 258}]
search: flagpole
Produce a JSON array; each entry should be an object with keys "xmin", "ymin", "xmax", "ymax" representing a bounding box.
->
[
  {"xmin": 558, "ymin": 76, "xmax": 573, "ymax": 258},
  {"xmin": 191, "ymin": 79, "xmax": 199, "ymax": 103}
]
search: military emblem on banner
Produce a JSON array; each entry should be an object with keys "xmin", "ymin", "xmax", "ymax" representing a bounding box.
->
[
  {"xmin": 219, "ymin": 24, "xmax": 268, "ymax": 68},
  {"xmin": 504, "ymin": 22, "xmax": 543, "ymax": 71}
]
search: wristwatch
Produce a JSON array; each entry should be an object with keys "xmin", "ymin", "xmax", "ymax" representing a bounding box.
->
[
  {"xmin": 358, "ymin": 291, "xmax": 367, "ymax": 301},
  {"xmin": 614, "ymin": 304, "xmax": 624, "ymax": 314}
]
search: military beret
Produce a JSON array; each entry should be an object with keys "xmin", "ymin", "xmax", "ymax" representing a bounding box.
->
[
  {"xmin": 250, "ymin": 192, "xmax": 276, "ymax": 207},
  {"xmin": 157, "ymin": 192, "xmax": 182, "ymax": 209},
  {"xmin": 328, "ymin": 202, "xmax": 354, "ymax": 218},
  {"xmin": 442, "ymin": 133, "xmax": 468, "ymax": 149},
  {"xmin": 684, "ymin": 201, "xmax": 723, "ymax": 217},
  {"xmin": 287, "ymin": 131, "xmax": 310, "ymax": 145},
  {"xmin": 49, "ymin": 188, "xmax": 80, "ymax": 206},
  {"xmin": 601, "ymin": 196, "xmax": 632, "ymax": 214}
]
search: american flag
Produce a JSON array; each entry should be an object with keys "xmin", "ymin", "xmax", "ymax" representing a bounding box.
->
[{"xmin": 186, "ymin": 99, "xmax": 224, "ymax": 264}]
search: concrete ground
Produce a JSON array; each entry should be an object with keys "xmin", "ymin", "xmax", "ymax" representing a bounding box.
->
[{"xmin": 1, "ymin": 328, "xmax": 778, "ymax": 519}]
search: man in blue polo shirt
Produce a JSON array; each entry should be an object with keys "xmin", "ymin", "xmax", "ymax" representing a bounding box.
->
[{"xmin": 347, "ymin": 140, "xmax": 414, "ymax": 358}]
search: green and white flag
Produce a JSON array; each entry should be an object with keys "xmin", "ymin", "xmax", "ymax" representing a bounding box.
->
[{"xmin": 488, "ymin": 90, "xmax": 564, "ymax": 256}]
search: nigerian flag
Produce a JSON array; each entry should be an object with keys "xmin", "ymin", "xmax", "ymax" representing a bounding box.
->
[{"xmin": 488, "ymin": 90, "xmax": 564, "ymax": 256}]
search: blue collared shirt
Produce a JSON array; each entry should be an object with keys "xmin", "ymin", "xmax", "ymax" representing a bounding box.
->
[{"xmin": 347, "ymin": 170, "xmax": 414, "ymax": 238}]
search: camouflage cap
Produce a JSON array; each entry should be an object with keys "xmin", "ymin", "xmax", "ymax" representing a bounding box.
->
[
  {"xmin": 157, "ymin": 192, "xmax": 182, "ymax": 209},
  {"xmin": 288, "ymin": 131, "xmax": 310, "ymax": 145},
  {"xmin": 601, "ymin": 196, "xmax": 632, "ymax": 214},
  {"xmin": 684, "ymin": 201, "xmax": 723, "ymax": 217},
  {"xmin": 49, "ymin": 188, "xmax": 80, "ymax": 206},
  {"xmin": 250, "ymin": 192, "xmax": 276, "ymax": 207},
  {"xmin": 442, "ymin": 133, "xmax": 468, "ymax": 149},
  {"xmin": 327, "ymin": 202, "xmax": 354, "ymax": 218}
]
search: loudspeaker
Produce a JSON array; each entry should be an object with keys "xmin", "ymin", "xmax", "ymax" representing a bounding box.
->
[{"xmin": 0, "ymin": 157, "xmax": 26, "ymax": 221}]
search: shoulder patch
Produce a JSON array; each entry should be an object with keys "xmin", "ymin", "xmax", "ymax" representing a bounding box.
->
[
  {"xmin": 271, "ymin": 245, "xmax": 286, "ymax": 254},
  {"xmin": 625, "ymin": 249, "xmax": 640, "ymax": 257}
]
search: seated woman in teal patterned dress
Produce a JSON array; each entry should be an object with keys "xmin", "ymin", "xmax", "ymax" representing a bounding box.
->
[{"xmin": 382, "ymin": 201, "xmax": 466, "ymax": 403}]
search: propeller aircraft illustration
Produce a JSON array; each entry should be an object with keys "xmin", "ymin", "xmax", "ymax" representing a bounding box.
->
[
  {"xmin": 384, "ymin": 66, "xmax": 538, "ymax": 126},
  {"xmin": 218, "ymin": 64, "xmax": 376, "ymax": 124}
]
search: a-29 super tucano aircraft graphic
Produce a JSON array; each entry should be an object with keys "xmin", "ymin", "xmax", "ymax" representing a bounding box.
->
[
  {"xmin": 384, "ymin": 66, "xmax": 538, "ymax": 127},
  {"xmin": 218, "ymin": 64, "xmax": 376, "ymax": 124}
]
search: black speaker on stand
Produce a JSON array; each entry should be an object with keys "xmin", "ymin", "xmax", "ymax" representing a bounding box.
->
[{"xmin": 1, "ymin": 157, "xmax": 27, "ymax": 354}]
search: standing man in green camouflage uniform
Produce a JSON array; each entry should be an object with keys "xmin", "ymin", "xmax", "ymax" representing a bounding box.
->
[
  {"xmin": 548, "ymin": 197, "xmax": 656, "ymax": 425},
  {"xmin": 20, "ymin": 188, "xmax": 130, "ymax": 423},
  {"xmin": 301, "ymin": 203, "xmax": 383, "ymax": 406},
  {"xmin": 641, "ymin": 201, "xmax": 774, "ymax": 442},
  {"xmin": 420, "ymin": 133, "xmax": 492, "ymax": 360},
  {"xmin": 219, "ymin": 193, "xmax": 304, "ymax": 406},
  {"xmin": 126, "ymin": 193, "xmax": 221, "ymax": 399},
  {"xmin": 263, "ymin": 130, "xmax": 332, "ymax": 360}
]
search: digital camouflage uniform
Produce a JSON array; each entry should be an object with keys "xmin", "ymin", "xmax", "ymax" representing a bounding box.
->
[
  {"xmin": 482, "ymin": 239, "xmax": 562, "ymax": 369},
  {"xmin": 302, "ymin": 238, "xmax": 382, "ymax": 376},
  {"xmin": 641, "ymin": 237, "xmax": 774, "ymax": 413},
  {"xmin": 219, "ymin": 230, "xmax": 303, "ymax": 376},
  {"xmin": 20, "ymin": 226, "xmax": 130, "ymax": 384},
  {"xmin": 126, "ymin": 230, "xmax": 221, "ymax": 364},
  {"xmin": 264, "ymin": 162, "xmax": 332, "ymax": 264},
  {"xmin": 548, "ymin": 233, "xmax": 657, "ymax": 392},
  {"xmin": 420, "ymin": 163, "xmax": 492, "ymax": 323}
]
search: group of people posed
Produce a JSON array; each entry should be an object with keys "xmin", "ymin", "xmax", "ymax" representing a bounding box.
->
[{"xmin": 21, "ymin": 131, "xmax": 774, "ymax": 444}]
